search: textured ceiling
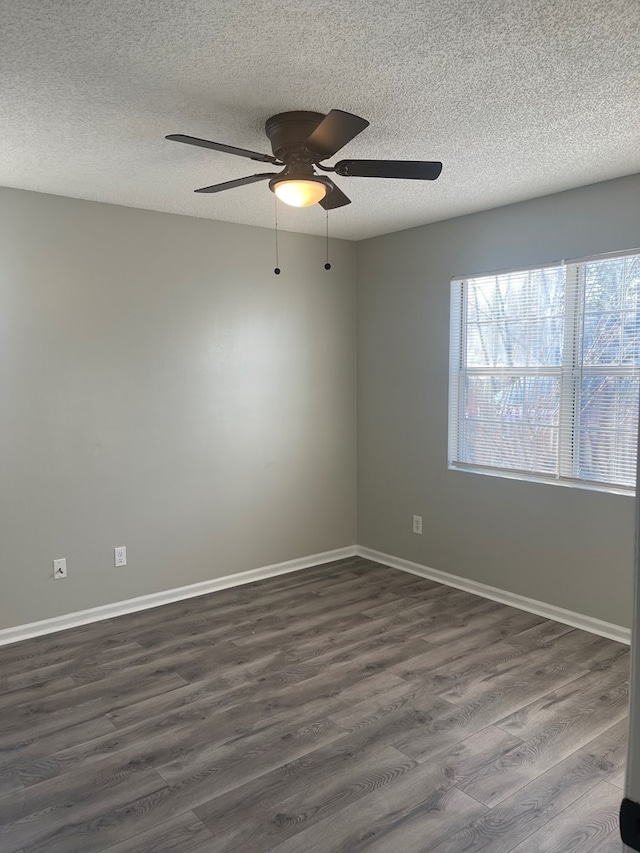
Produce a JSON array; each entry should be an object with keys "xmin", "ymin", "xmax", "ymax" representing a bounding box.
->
[{"xmin": 1, "ymin": 0, "xmax": 639, "ymax": 241}]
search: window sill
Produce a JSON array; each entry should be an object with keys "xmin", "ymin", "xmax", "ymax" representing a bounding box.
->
[{"xmin": 448, "ymin": 462, "xmax": 635, "ymax": 497}]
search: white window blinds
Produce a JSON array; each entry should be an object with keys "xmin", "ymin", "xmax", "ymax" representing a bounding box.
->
[{"xmin": 448, "ymin": 251, "xmax": 640, "ymax": 492}]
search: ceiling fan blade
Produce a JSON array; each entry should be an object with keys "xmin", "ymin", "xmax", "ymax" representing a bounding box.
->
[
  {"xmin": 334, "ymin": 160, "xmax": 443, "ymax": 180},
  {"xmin": 303, "ymin": 110, "xmax": 370, "ymax": 160},
  {"xmin": 319, "ymin": 182, "xmax": 351, "ymax": 210},
  {"xmin": 194, "ymin": 173, "xmax": 277, "ymax": 194},
  {"xmin": 166, "ymin": 134, "xmax": 277, "ymax": 164}
]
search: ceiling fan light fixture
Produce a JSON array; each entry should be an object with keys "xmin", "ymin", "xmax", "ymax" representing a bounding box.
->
[{"xmin": 271, "ymin": 178, "xmax": 327, "ymax": 207}]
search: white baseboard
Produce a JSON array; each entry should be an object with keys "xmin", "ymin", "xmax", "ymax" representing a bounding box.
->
[
  {"xmin": 357, "ymin": 545, "xmax": 631, "ymax": 646},
  {"xmin": 0, "ymin": 546, "xmax": 358, "ymax": 647},
  {"xmin": 2, "ymin": 543, "xmax": 630, "ymax": 648}
]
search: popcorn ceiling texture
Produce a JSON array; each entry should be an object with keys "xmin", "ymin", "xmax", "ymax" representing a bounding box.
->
[{"xmin": 0, "ymin": 0, "xmax": 638, "ymax": 240}]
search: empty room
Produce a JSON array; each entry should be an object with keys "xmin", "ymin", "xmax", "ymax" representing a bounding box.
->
[{"xmin": 1, "ymin": 1, "xmax": 640, "ymax": 851}]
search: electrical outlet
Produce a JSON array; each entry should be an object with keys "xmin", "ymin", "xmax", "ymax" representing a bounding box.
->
[
  {"xmin": 53, "ymin": 558, "xmax": 67, "ymax": 579},
  {"xmin": 114, "ymin": 546, "xmax": 127, "ymax": 567},
  {"xmin": 412, "ymin": 515, "xmax": 423, "ymax": 535}
]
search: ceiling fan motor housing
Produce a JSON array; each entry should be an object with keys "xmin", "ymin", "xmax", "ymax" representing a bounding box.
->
[{"xmin": 265, "ymin": 111, "xmax": 325, "ymax": 163}]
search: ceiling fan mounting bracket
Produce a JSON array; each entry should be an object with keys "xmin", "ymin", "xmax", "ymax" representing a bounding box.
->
[{"xmin": 264, "ymin": 111, "xmax": 326, "ymax": 163}]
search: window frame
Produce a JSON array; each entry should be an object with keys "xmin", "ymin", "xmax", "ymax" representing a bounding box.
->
[{"xmin": 448, "ymin": 249, "xmax": 640, "ymax": 497}]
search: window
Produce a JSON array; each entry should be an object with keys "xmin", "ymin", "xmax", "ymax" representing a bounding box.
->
[{"xmin": 448, "ymin": 251, "xmax": 640, "ymax": 493}]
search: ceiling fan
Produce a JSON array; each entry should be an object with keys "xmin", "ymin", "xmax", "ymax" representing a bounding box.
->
[{"xmin": 166, "ymin": 109, "xmax": 442, "ymax": 209}]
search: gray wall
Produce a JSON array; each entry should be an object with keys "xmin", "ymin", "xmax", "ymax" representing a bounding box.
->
[
  {"xmin": 3, "ymin": 174, "xmax": 638, "ymax": 632},
  {"xmin": 0, "ymin": 188, "xmax": 357, "ymax": 629},
  {"xmin": 357, "ymin": 173, "xmax": 640, "ymax": 629}
]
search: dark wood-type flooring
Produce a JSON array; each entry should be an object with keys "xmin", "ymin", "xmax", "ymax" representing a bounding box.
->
[{"xmin": 0, "ymin": 557, "xmax": 629, "ymax": 852}]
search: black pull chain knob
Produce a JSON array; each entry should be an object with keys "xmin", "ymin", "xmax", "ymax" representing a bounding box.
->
[
  {"xmin": 324, "ymin": 209, "xmax": 332, "ymax": 271},
  {"xmin": 274, "ymin": 267, "xmax": 281, "ymax": 275}
]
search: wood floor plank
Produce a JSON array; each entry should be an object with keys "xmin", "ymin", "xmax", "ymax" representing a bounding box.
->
[
  {"xmin": 193, "ymin": 714, "xmax": 515, "ymax": 851},
  {"xmin": 247, "ymin": 724, "xmax": 526, "ymax": 853},
  {"xmin": 0, "ymin": 558, "xmax": 629, "ymax": 853},
  {"xmin": 312, "ymin": 572, "xmax": 435, "ymax": 599},
  {"xmin": 459, "ymin": 669, "xmax": 629, "ymax": 806},
  {"xmin": 0, "ymin": 643, "xmax": 146, "ymax": 694},
  {"xmin": 433, "ymin": 633, "xmax": 593, "ymax": 706},
  {"xmin": 283, "ymin": 611, "xmax": 425, "ymax": 660},
  {"xmin": 84, "ymin": 812, "xmax": 214, "ymax": 853},
  {"xmin": 16, "ymin": 671, "xmax": 404, "ymax": 789},
  {"xmin": 66, "ymin": 638, "xmax": 242, "ymax": 686},
  {"xmin": 261, "ymin": 761, "xmax": 486, "ymax": 853},
  {"xmin": 0, "ymin": 640, "xmax": 47, "ymax": 670},
  {"xmin": 327, "ymin": 676, "xmax": 450, "ymax": 732},
  {"xmin": 387, "ymin": 613, "xmax": 545, "ymax": 681},
  {"xmin": 194, "ymin": 744, "xmax": 416, "ymax": 853},
  {"xmin": 393, "ymin": 659, "xmax": 588, "ymax": 763},
  {"xmin": 421, "ymin": 603, "xmax": 542, "ymax": 646},
  {"xmin": 600, "ymin": 717, "xmax": 629, "ymax": 746},
  {"xmin": 229, "ymin": 594, "xmax": 399, "ymax": 650},
  {"xmin": 428, "ymin": 728, "xmax": 626, "ymax": 853},
  {"xmin": 104, "ymin": 673, "xmax": 250, "ymax": 730},
  {"xmin": 0, "ymin": 768, "xmax": 24, "ymax": 798},
  {"xmin": 176, "ymin": 617, "xmax": 421, "ymax": 685},
  {"xmin": 106, "ymin": 564, "xmax": 381, "ymax": 641},
  {"xmin": 117, "ymin": 578, "xmax": 354, "ymax": 644},
  {"xmin": 174, "ymin": 632, "xmax": 429, "ymax": 697},
  {"xmin": 362, "ymin": 594, "xmax": 497, "ymax": 630},
  {"xmin": 506, "ymin": 619, "xmax": 576, "ymax": 648},
  {"xmin": 14, "ymin": 714, "xmax": 213, "ymax": 789},
  {"xmin": 436, "ymin": 610, "xmax": 547, "ymax": 651},
  {"xmin": 598, "ymin": 830, "xmax": 626, "ymax": 852},
  {"xmin": 0, "ymin": 715, "xmax": 117, "ymax": 772},
  {"xmin": 154, "ymin": 714, "xmax": 344, "ymax": 786},
  {"xmin": 361, "ymin": 587, "xmax": 480, "ymax": 619},
  {"xmin": 607, "ymin": 764, "xmax": 626, "ymax": 789},
  {"xmin": 0, "ymin": 671, "xmax": 187, "ymax": 747},
  {"xmin": 560, "ymin": 633, "xmax": 630, "ymax": 672},
  {"xmin": 14, "ymin": 723, "xmax": 344, "ymax": 853},
  {"xmin": 495, "ymin": 660, "xmax": 630, "ymax": 741},
  {"xmin": 106, "ymin": 655, "xmax": 403, "ymax": 734},
  {"xmin": 282, "ymin": 595, "xmax": 490, "ymax": 663},
  {"xmin": 0, "ymin": 766, "xmax": 167, "ymax": 853},
  {"xmin": 506, "ymin": 779, "xmax": 621, "ymax": 853},
  {"xmin": 394, "ymin": 639, "xmax": 538, "ymax": 702},
  {"xmin": 0, "ymin": 634, "xmax": 135, "ymax": 682}
]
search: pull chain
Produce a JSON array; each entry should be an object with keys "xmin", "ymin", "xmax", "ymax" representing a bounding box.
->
[
  {"xmin": 274, "ymin": 196, "xmax": 281, "ymax": 275},
  {"xmin": 324, "ymin": 209, "xmax": 331, "ymax": 270}
]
